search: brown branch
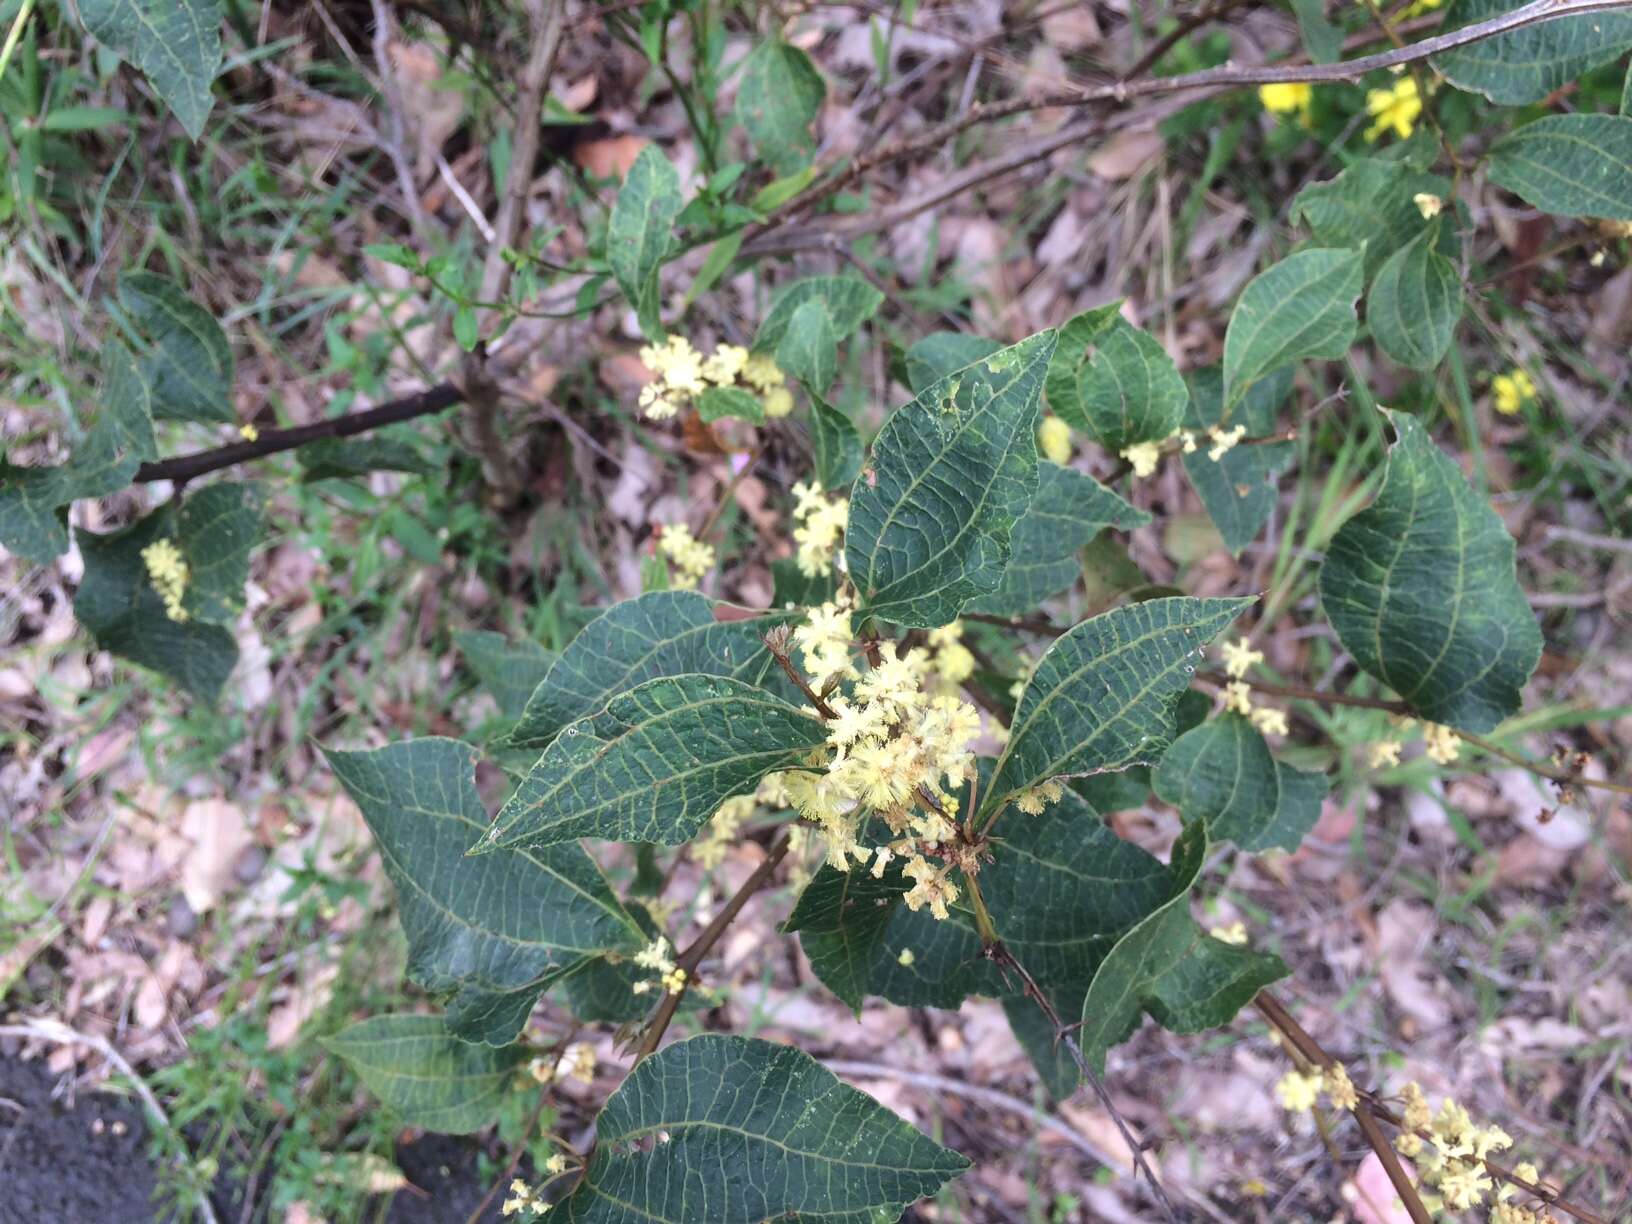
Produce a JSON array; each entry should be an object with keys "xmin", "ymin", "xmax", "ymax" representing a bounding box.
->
[
  {"xmin": 132, "ymin": 383, "xmax": 463, "ymax": 484},
  {"xmin": 634, "ymin": 832, "xmax": 793, "ymax": 1062},
  {"xmin": 1454, "ymin": 728, "xmax": 1632, "ymax": 798},
  {"xmin": 762, "ymin": 629, "xmax": 839, "ymax": 719}
]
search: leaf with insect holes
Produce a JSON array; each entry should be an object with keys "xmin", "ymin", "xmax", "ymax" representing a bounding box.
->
[
  {"xmin": 1432, "ymin": 0, "xmax": 1632, "ymax": 105},
  {"xmin": 1048, "ymin": 313, "xmax": 1188, "ymax": 451},
  {"xmin": 1487, "ymin": 114, "xmax": 1632, "ymax": 221},
  {"xmin": 980, "ymin": 597, "xmax": 1253, "ymax": 821},
  {"xmin": 964, "ymin": 461, "xmax": 1151, "ymax": 617},
  {"xmin": 325, "ymin": 738, "xmax": 643, "ymax": 1045},
  {"xmin": 0, "ymin": 342, "xmax": 157, "ymax": 563},
  {"xmin": 1077, "ymin": 824, "xmax": 1288, "ymax": 1074},
  {"xmin": 845, "ymin": 330, "xmax": 1057, "ymax": 628},
  {"xmin": 1369, "ymin": 221, "xmax": 1464, "ymax": 370},
  {"xmin": 324, "ymin": 1015, "xmax": 525, "ymax": 1134},
  {"xmin": 1317, "ymin": 410, "xmax": 1541, "ymax": 732},
  {"xmin": 77, "ymin": 0, "xmax": 223, "ymax": 140},
  {"xmin": 903, "ymin": 333, "xmax": 1004, "ymax": 392},
  {"xmin": 1181, "ymin": 365, "xmax": 1295, "ymax": 557},
  {"xmin": 115, "ymin": 272, "xmax": 234, "ymax": 422},
  {"xmin": 1223, "ymin": 248, "xmax": 1362, "ymax": 405},
  {"xmin": 734, "ymin": 40, "xmax": 826, "ymax": 175},
  {"xmin": 609, "ymin": 144, "xmax": 683, "ymax": 340},
  {"xmin": 1153, "ymin": 712, "xmax": 1328, "ymax": 853},
  {"xmin": 556, "ymin": 1035, "xmax": 968, "ymax": 1223},
  {"xmin": 480, "ymin": 675, "xmax": 826, "ymax": 851},
  {"xmin": 504, "ymin": 591, "xmax": 791, "ymax": 752}
]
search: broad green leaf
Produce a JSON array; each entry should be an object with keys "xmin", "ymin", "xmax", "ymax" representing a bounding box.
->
[
  {"xmin": 1053, "ymin": 316, "xmax": 1188, "ymax": 451},
  {"xmin": 686, "ymin": 231, "xmax": 744, "ymax": 306},
  {"xmin": 1223, "ymin": 248, "xmax": 1362, "ymax": 405},
  {"xmin": 72, "ymin": 481, "xmax": 261, "ymax": 701},
  {"xmin": 1624, "ymin": 61, "xmax": 1632, "ymax": 115},
  {"xmin": 1153, "ymin": 713, "xmax": 1327, "ymax": 853},
  {"xmin": 1002, "ymin": 995, "xmax": 1080, "ymax": 1099},
  {"xmin": 562, "ymin": 903, "xmax": 701, "ymax": 1024},
  {"xmin": 754, "ymin": 277, "xmax": 883, "ymax": 353},
  {"xmin": 323, "ymin": 1015, "xmax": 524, "ymax": 1134},
  {"xmin": 326, "ymin": 739, "xmax": 641, "ymax": 1044},
  {"xmin": 1041, "ymin": 302, "xmax": 1124, "ymax": 433},
  {"xmin": 1070, "ymin": 690, "xmax": 1210, "ymax": 815},
  {"xmin": 115, "ymin": 272, "xmax": 233, "ymax": 422},
  {"xmin": 981, "ymin": 596, "xmax": 1252, "ymax": 820},
  {"xmin": 1077, "ymin": 826, "xmax": 1287, "ymax": 1074},
  {"xmin": 810, "ymin": 395, "xmax": 864, "ymax": 489},
  {"xmin": 557, "ymin": 1034, "xmax": 968, "ymax": 1222},
  {"xmin": 904, "ymin": 332, "xmax": 1003, "ymax": 392},
  {"xmin": 608, "ymin": 145, "xmax": 683, "ymax": 340},
  {"xmin": 1291, "ymin": 0, "xmax": 1342, "ymax": 63},
  {"xmin": 734, "ymin": 40, "xmax": 826, "ymax": 174},
  {"xmin": 1290, "ymin": 159, "xmax": 1448, "ymax": 282},
  {"xmin": 1488, "ymin": 114, "xmax": 1632, "ymax": 221},
  {"xmin": 1369, "ymin": 222, "xmax": 1463, "ymax": 370},
  {"xmin": 480, "ymin": 675, "xmax": 825, "ymax": 851},
  {"xmin": 1317, "ymin": 410, "xmax": 1542, "ymax": 732},
  {"xmin": 845, "ymin": 330, "xmax": 1057, "ymax": 628},
  {"xmin": 697, "ymin": 386, "xmax": 765, "ymax": 424},
  {"xmin": 0, "ymin": 342, "xmax": 156, "ymax": 563},
  {"xmin": 776, "ymin": 298, "xmax": 839, "ymax": 392},
  {"xmin": 783, "ymin": 860, "xmax": 907, "ymax": 1012},
  {"xmin": 455, "ymin": 631, "xmax": 556, "ymax": 720},
  {"xmin": 1432, "ymin": 0, "xmax": 1632, "ymax": 105},
  {"xmin": 297, "ymin": 436, "xmax": 439, "ymax": 482},
  {"xmin": 77, "ymin": 0, "xmax": 223, "ymax": 140},
  {"xmin": 1181, "ymin": 365, "xmax": 1295, "ymax": 556},
  {"xmin": 504, "ymin": 591, "xmax": 790, "ymax": 752},
  {"xmin": 964, "ymin": 462, "xmax": 1151, "ymax": 617},
  {"xmin": 772, "ymin": 557, "xmax": 840, "ymax": 608}
]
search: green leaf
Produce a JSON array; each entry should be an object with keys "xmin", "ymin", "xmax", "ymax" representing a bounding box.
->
[
  {"xmin": 1181, "ymin": 365, "xmax": 1295, "ymax": 556},
  {"xmin": 453, "ymin": 304, "xmax": 480, "ymax": 351},
  {"xmin": 1002, "ymin": 995, "xmax": 1080, "ymax": 1099},
  {"xmin": 1317, "ymin": 410, "xmax": 1542, "ymax": 732},
  {"xmin": 0, "ymin": 342, "xmax": 156, "ymax": 563},
  {"xmin": 481, "ymin": 675, "xmax": 825, "ymax": 851},
  {"xmin": 1041, "ymin": 302, "xmax": 1123, "ymax": 432},
  {"xmin": 557, "ymin": 1034, "xmax": 967, "ymax": 1223},
  {"xmin": 116, "ymin": 272, "xmax": 233, "ymax": 422},
  {"xmin": 810, "ymin": 394, "xmax": 864, "ymax": 489},
  {"xmin": 1291, "ymin": 159, "xmax": 1447, "ymax": 281},
  {"xmin": 1432, "ymin": 0, "xmax": 1632, "ymax": 105},
  {"xmin": 323, "ymin": 1015, "xmax": 525, "ymax": 1135},
  {"xmin": 754, "ymin": 277, "xmax": 883, "ymax": 354},
  {"xmin": 1051, "ymin": 315, "xmax": 1188, "ymax": 451},
  {"xmin": 39, "ymin": 106, "xmax": 133, "ymax": 132},
  {"xmin": 904, "ymin": 332, "xmax": 1003, "ymax": 393},
  {"xmin": 783, "ymin": 861, "xmax": 907, "ymax": 1013},
  {"xmin": 365, "ymin": 243, "xmax": 421, "ymax": 270},
  {"xmin": 845, "ymin": 330, "xmax": 1057, "ymax": 628},
  {"xmin": 981, "ymin": 596, "xmax": 1252, "ymax": 820},
  {"xmin": 696, "ymin": 386, "xmax": 765, "ymax": 424},
  {"xmin": 734, "ymin": 40, "xmax": 826, "ymax": 175},
  {"xmin": 1369, "ymin": 222, "xmax": 1463, "ymax": 370},
  {"xmin": 1291, "ymin": 0, "xmax": 1342, "ymax": 63},
  {"xmin": 772, "ymin": 557, "xmax": 840, "ymax": 609},
  {"xmin": 686, "ymin": 231, "xmax": 744, "ymax": 306},
  {"xmin": 1223, "ymin": 248, "xmax": 1362, "ymax": 405},
  {"xmin": 964, "ymin": 462, "xmax": 1151, "ymax": 617},
  {"xmin": 1077, "ymin": 826, "xmax": 1287, "ymax": 1074},
  {"xmin": 456, "ymin": 630, "xmax": 556, "ymax": 720},
  {"xmin": 1153, "ymin": 712, "xmax": 1327, "ymax": 853},
  {"xmin": 296, "ymin": 436, "xmax": 439, "ymax": 482},
  {"xmin": 77, "ymin": 0, "xmax": 223, "ymax": 140},
  {"xmin": 562, "ymin": 903, "xmax": 697, "ymax": 1023},
  {"xmin": 1488, "ymin": 114, "xmax": 1632, "ymax": 221},
  {"xmin": 775, "ymin": 298, "xmax": 838, "ymax": 392},
  {"xmin": 72, "ymin": 483, "xmax": 262, "ymax": 701},
  {"xmin": 326, "ymin": 739, "xmax": 641, "ymax": 1044},
  {"xmin": 608, "ymin": 144, "xmax": 684, "ymax": 340},
  {"xmin": 1071, "ymin": 690, "xmax": 1209, "ymax": 815},
  {"xmin": 504, "ymin": 591, "xmax": 790, "ymax": 752}
]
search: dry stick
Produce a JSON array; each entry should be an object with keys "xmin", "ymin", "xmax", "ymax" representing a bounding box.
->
[
  {"xmin": 1254, "ymin": 994, "xmax": 1610, "ymax": 1224},
  {"xmin": 369, "ymin": 0, "xmax": 433, "ymax": 243},
  {"xmin": 1121, "ymin": 0, "xmax": 1259, "ymax": 82},
  {"xmin": 1198, "ymin": 670, "xmax": 1411, "ymax": 713},
  {"xmin": 633, "ymin": 832, "xmax": 793, "ymax": 1062},
  {"xmin": 133, "ymin": 383, "xmax": 464, "ymax": 484}
]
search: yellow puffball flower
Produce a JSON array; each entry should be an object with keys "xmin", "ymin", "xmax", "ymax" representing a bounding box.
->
[
  {"xmin": 1259, "ymin": 81, "xmax": 1313, "ymax": 124},
  {"xmin": 1323, "ymin": 1064, "xmax": 1359, "ymax": 1111},
  {"xmin": 1037, "ymin": 415, "xmax": 1072, "ymax": 465},
  {"xmin": 238, "ymin": 422, "xmax": 259, "ymax": 442},
  {"xmin": 1423, "ymin": 722, "xmax": 1460, "ymax": 765},
  {"xmin": 140, "ymin": 538, "xmax": 191, "ymax": 623},
  {"xmin": 1207, "ymin": 423, "xmax": 1246, "ymax": 461},
  {"xmin": 1492, "ymin": 368, "xmax": 1536, "ymax": 415},
  {"xmin": 1414, "ymin": 192, "xmax": 1443, "ymax": 219},
  {"xmin": 1209, "ymin": 921, "xmax": 1248, "ymax": 946},
  {"xmin": 1249, "ymin": 706, "xmax": 1289, "ymax": 737},
  {"xmin": 1367, "ymin": 740, "xmax": 1403, "ymax": 769},
  {"xmin": 656, "ymin": 522, "xmax": 715, "ymax": 588},
  {"xmin": 1365, "ymin": 76, "xmax": 1422, "ymax": 143},
  {"xmin": 763, "ymin": 386, "xmax": 795, "ymax": 418},
  {"xmin": 1275, "ymin": 1069, "xmax": 1323, "ymax": 1113},
  {"xmin": 1224, "ymin": 680, "xmax": 1254, "ymax": 716},
  {"xmin": 1120, "ymin": 440, "xmax": 1162, "ymax": 478},
  {"xmin": 1221, "ymin": 636, "xmax": 1264, "ymax": 680}
]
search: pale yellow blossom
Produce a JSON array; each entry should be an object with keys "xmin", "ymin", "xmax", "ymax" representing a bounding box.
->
[
  {"xmin": 141, "ymin": 538, "xmax": 190, "ymax": 623},
  {"xmin": 1423, "ymin": 722, "xmax": 1460, "ymax": 765},
  {"xmin": 1249, "ymin": 705, "xmax": 1289, "ymax": 737},
  {"xmin": 1121, "ymin": 440, "xmax": 1162, "ymax": 478},
  {"xmin": 1038, "ymin": 415, "xmax": 1072, "ymax": 464},
  {"xmin": 1275, "ymin": 1069, "xmax": 1323, "ymax": 1112},
  {"xmin": 1414, "ymin": 192, "xmax": 1443, "ymax": 219},
  {"xmin": 656, "ymin": 522, "xmax": 715, "ymax": 588},
  {"xmin": 1221, "ymin": 636, "xmax": 1264, "ymax": 679},
  {"xmin": 1259, "ymin": 81, "xmax": 1313, "ymax": 124},
  {"xmin": 1224, "ymin": 680, "xmax": 1254, "ymax": 716},
  {"xmin": 1367, "ymin": 740, "xmax": 1403, "ymax": 769},
  {"xmin": 1209, "ymin": 921, "xmax": 1248, "ymax": 946},
  {"xmin": 1207, "ymin": 423, "xmax": 1246, "ymax": 462},
  {"xmin": 1493, "ymin": 369, "xmax": 1536, "ymax": 415},
  {"xmin": 1365, "ymin": 76, "xmax": 1422, "ymax": 143}
]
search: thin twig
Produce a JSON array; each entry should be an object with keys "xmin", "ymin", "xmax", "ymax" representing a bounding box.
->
[
  {"xmin": 369, "ymin": 0, "xmax": 432, "ymax": 242},
  {"xmin": 1454, "ymin": 728, "xmax": 1632, "ymax": 798},
  {"xmin": 762, "ymin": 630, "xmax": 838, "ymax": 719},
  {"xmin": 1197, "ymin": 670, "xmax": 1412, "ymax": 713},
  {"xmin": 1122, "ymin": 0, "xmax": 1257, "ymax": 81}
]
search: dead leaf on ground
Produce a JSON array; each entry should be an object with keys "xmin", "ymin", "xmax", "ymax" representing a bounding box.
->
[{"xmin": 575, "ymin": 134, "xmax": 647, "ymax": 180}]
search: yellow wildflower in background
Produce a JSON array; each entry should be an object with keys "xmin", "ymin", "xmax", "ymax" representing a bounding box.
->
[
  {"xmin": 238, "ymin": 422, "xmax": 259, "ymax": 441},
  {"xmin": 791, "ymin": 481, "xmax": 849, "ymax": 577},
  {"xmin": 1259, "ymin": 81, "xmax": 1313, "ymax": 124},
  {"xmin": 141, "ymin": 538, "xmax": 191, "ymax": 623},
  {"xmin": 1250, "ymin": 706, "xmax": 1289, "ymax": 737},
  {"xmin": 792, "ymin": 597, "xmax": 856, "ymax": 689},
  {"xmin": 1221, "ymin": 636, "xmax": 1264, "ymax": 680},
  {"xmin": 1365, "ymin": 76, "xmax": 1422, "ymax": 142},
  {"xmin": 1275, "ymin": 1069, "xmax": 1323, "ymax": 1112},
  {"xmin": 926, "ymin": 621, "xmax": 975, "ymax": 685},
  {"xmin": 556, "ymin": 1042, "xmax": 596, "ymax": 1084},
  {"xmin": 1423, "ymin": 722, "xmax": 1460, "ymax": 765},
  {"xmin": 656, "ymin": 522, "xmax": 715, "ymax": 588},
  {"xmin": 1209, "ymin": 921, "xmax": 1248, "ymax": 946},
  {"xmin": 1224, "ymin": 680, "xmax": 1254, "ymax": 716},
  {"xmin": 1038, "ymin": 415, "xmax": 1072, "ymax": 464},
  {"xmin": 1492, "ymin": 368, "xmax": 1536, "ymax": 415},
  {"xmin": 702, "ymin": 343, "xmax": 748, "ymax": 386},
  {"xmin": 1367, "ymin": 740, "xmax": 1402, "ymax": 769}
]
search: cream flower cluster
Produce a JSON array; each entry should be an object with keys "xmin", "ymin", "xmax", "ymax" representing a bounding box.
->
[
  {"xmin": 1369, "ymin": 717, "xmax": 1460, "ymax": 768},
  {"xmin": 1393, "ymin": 1085, "xmax": 1535, "ymax": 1218},
  {"xmin": 1120, "ymin": 422, "xmax": 1246, "ymax": 478},
  {"xmin": 141, "ymin": 538, "xmax": 191, "ymax": 623},
  {"xmin": 637, "ymin": 336, "xmax": 792, "ymax": 421},
  {"xmin": 655, "ymin": 522, "xmax": 715, "ymax": 589},
  {"xmin": 629, "ymin": 935, "xmax": 687, "ymax": 996},
  {"xmin": 791, "ymin": 481, "xmax": 849, "ymax": 577},
  {"xmin": 1218, "ymin": 636, "xmax": 1289, "ymax": 736}
]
